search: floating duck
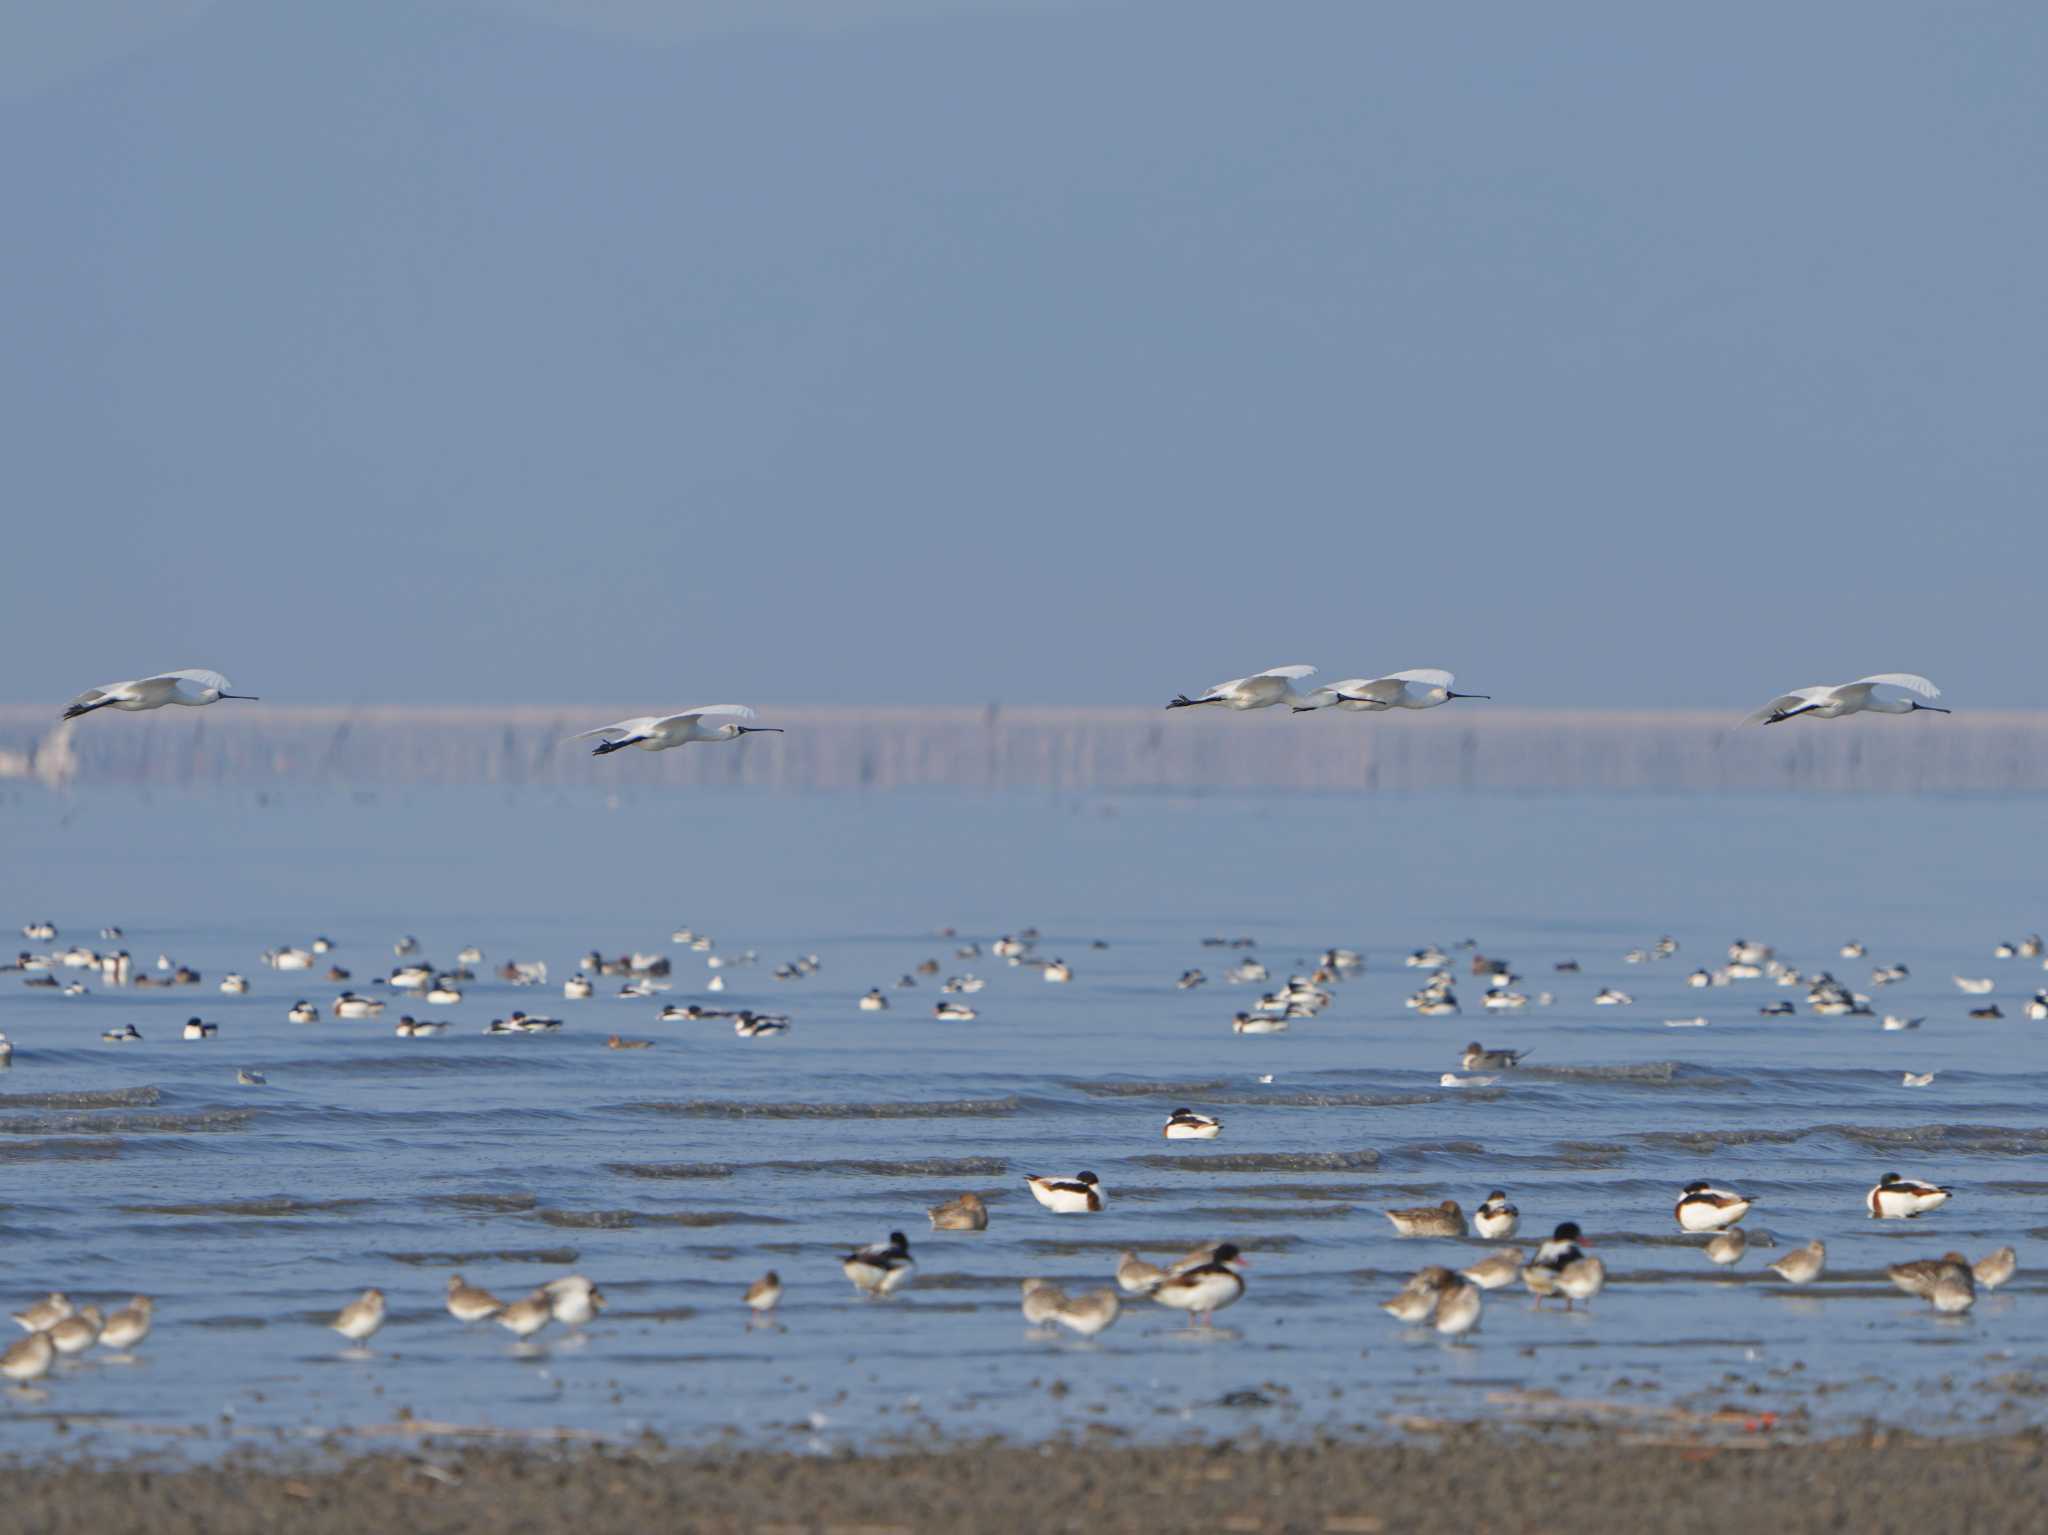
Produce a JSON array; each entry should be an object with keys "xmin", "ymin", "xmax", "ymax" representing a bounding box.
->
[
  {"xmin": 858, "ymin": 989, "xmax": 890, "ymax": 1011},
  {"xmin": 1163, "ymin": 1107, "xmax": 1222, "ymax": 1140},
  {"xmin": 1385, "ymin": 1200, "xmax": 1466, "ymax": 1238},
  {"xmin": 181, "ymin": 1017, "xmax": 218, "ymax": 1040},
  {"xmin": 1147, "ymin": 1244, "xmax": 1246, "ymax": 1327},
  {"xmin": 842, "ymin": 1232, "xmax": 916, "ymax": 1297},
  {"xmin": 933, "ymin": 1002, "xmax": 978, "ymax": 1021},
  {"xmin": 101, "ymin": 1024, "xmax": 143, "ymax": 1043},
  {"xmin": 1674, "ymin": 1181, "xmax": 1752, "ymax": 1231},
  {"xmin": 1474, "ymin": 1191, "xmax": 1519, "ymax": 1239},
  {"xmin": 1025, "ymin": 1171, "xmax": 1104, "ymax": 1213},
  {"xmin": 1868, "ymin": 1171, "xmax": 1953, "ymax": 1219},
  {"xmin": 927, "ymin": 1192, "xmax": 989, "ymax": 1231},
  {"xmin": 1460, "ymin": 1042, "xmax": 1528, "ymax": 1070}
]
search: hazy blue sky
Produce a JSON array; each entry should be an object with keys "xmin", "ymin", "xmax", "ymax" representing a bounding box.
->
[{"xmin": 4, "ymin": 2, "xmax": 2042, "ymax": 709}]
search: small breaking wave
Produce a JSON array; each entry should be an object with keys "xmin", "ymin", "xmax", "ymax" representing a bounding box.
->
[
  {"xmin": 621, "ymin": 1098, "xmax": 1020, "ymax": 1119},
  {"xmin": 382, "ymin": 1248, "xmax": 580, "ymax": 1266},
  {"xmin": 0, "ymin": 1111, "xmax": 254, "ymax": 1135},
  {"xmin": 1131, "ymin": 1150, "xmax": 1381, "ymax": 1173},
  {"xmin": 121, "ymin": 1197, "xmax": 371, "ymax": 1217},
  {"xmin": 0, "ymin": 1087, "xmax": 161, "ymax": 1109},
  {"xmin": 533, "ymin": 1209, "xmax": 785, "ymax": 1229},
  {"xmin": 423, "ymin": 1192, "xmax": 541, "ymax": 1212},
  {"xmin": 0, "ymin": 1137, "xmax": 124, "ymax": 1162}
]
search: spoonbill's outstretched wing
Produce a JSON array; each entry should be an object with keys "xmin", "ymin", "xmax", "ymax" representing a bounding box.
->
[
  {"xmin": 1376, "ymin": 668, "xmax": 1455, "ymax": 689},
  {"xmin": 1740, "ymin": 687, "xmax": 1827, "ymax": 727},
  {"xmin": 142, "ymin": 668, "xmax": 232, "ymax": 692},
  {"xmin": 566, "ymin": 715, "xmax": 665, "ymax": 743},
  {"xmin": 1201, "ymin": 664, "xmax": 1316, "ymax": 697},
  {"xmin": 1839, "ymin": 673, "xmax": 1941, "ymax": 700},
  {"xmin": 658, "ymin": 704, "xmax": 755, "ymax": 726}
]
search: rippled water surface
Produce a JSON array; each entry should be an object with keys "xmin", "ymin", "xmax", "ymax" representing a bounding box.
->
[{"xmin": 3, "ymin": 786, "xmax": 2046, "ymax": 1456}]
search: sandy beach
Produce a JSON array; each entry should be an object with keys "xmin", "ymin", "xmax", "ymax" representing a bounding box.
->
[{"xmin": 5, "ymin": 1430, "xmax": 2046, "ymax": 1534}]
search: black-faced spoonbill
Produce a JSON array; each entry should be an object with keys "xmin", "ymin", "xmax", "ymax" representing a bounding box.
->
[
  {"xmin": 1741, "ymin": 673, "xmax": 1949, "ymax": 725},
  {"xmin": 1165, "ymin": 664, "xmax": 1316, "ymax": 711},
  {"xmin": 1295, "ymin": 668, "xmax": 1490, "ymax": 711},
  {"xmin": 62, "ymin": 668, "xmax": 257, "ymax": 719},
  {"xmin": 569, "ymin": 705, "xmax": 782, "ymax": 754}
]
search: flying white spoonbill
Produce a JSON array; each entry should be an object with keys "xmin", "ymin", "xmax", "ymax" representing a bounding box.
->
[
  {"xmin": 1166, "ymin": 665, "xmax": 1316, "ymax": 711},
  {"xmin": 63, "ymin": 669, "xmax": 257, "ymax": 720},
  {"xmin": 569, "ymin": 705, "xmax": 783, "ymax": 755},
  {"xmin": 1741, "ymin": 674, "xmax": 1949, "ymax": 726},
  {"xmin": 1295, "ymin": 669, "xmax": 1489, "ymax": 712}
]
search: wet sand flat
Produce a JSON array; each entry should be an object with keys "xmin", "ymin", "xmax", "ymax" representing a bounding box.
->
[{"xmin": 5, "ymin": 1432, "xmax": 2047, "ymax": 1534}]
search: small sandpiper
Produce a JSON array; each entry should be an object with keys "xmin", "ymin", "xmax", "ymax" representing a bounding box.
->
[
  {"xmin": 1434, "ymin": 1277, "xmax": 1482, "ymax": 1337},
  {"xmin": 1381, "ymin": 1266, "xmax": 1456, "ymax": 1323},
  {"xmin": 1887, "ymin": 1252, "xmax": 1971, "ymax": 1298},
  {"xmin": 1021, "ymin": 1278, "xmax": 1067, "ymax": 1325},
  {"xmin": 330, "ymin": 1288, "xmax": 386, "ymax": 1344},
  {"xmin": 1767, "ymin": 1239, "xmax": 1826, "ymax": 1284},
  {"xmin": 97, "ymin": 1296, "xmax": 153, "ymax": 1352},
  {"xmin": 1704, "ymin": 1228, "xmax": 1748, "ymax": 1266},
  {"xmin": 745, "ymin": 1272, "xmax": 782, "ymax": 1314},
  {"xmin": 11, "ymin": 1293, "xmax": 71, "ymax": 1333},
  {"xmin": 446, "ymin": 1274, "xmax": 504, "ymax": 1322},
  {"xmin": 1974, "ymin": 1246, "xmax": 2017, "ymax": 1290},
  {"xmin": 1460, "ymin": 1248, "xmax": 1525, "ymax": 1291},
  {"xmin": 1050, "ymin": 1288, "xmax": 1120, "ymax": 1338},
  {"xmin": 47, "ymin": 1307, "xmax": 103, "ymax": 1355},
  {"xmin": 1115, "ymin": 1251, "xmax": 1167, "ymax": 1294},
  {"xmin": 496, "ymin": 1293, "xmax": 553, "ymax": 1338},
  {"xmin": 0, "ymin": 1331, "xmax": 54, "ymax": 1384}
]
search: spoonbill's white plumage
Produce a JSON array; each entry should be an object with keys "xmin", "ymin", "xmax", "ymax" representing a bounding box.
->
[
  {"xmin": 569, "ymin": 705, "xmax": 783, "ymax": 755},
  {"xmin": 1295, "ymin": 669, "xmax": 1490, "ymax": 713},
  {"xmin": 1166, "ymin": 665, "xmax": 1316, "ymax": 712},
  {"xmin": 1741, "ymin": 674, "xmax": 1949, "ymax": 727},
  {"xmin": 63, "ymin": 669, "xmax": 257, "ymax": 720}
]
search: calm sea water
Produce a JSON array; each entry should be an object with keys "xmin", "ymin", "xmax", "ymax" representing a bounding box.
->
[{"xmin": 2, "ymin": 785, "xmax": 2044, "ymax": 1457}]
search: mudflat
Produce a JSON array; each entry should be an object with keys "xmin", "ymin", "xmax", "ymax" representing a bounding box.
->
[{"xmin": 6, "ymin": 1430, "xmax": 2046, "ymax": 1535}]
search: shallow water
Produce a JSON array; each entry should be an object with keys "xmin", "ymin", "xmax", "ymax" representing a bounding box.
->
[{"xmin": 2, "ymin": 786, "xmax": 2045, "ymax": 1457}]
